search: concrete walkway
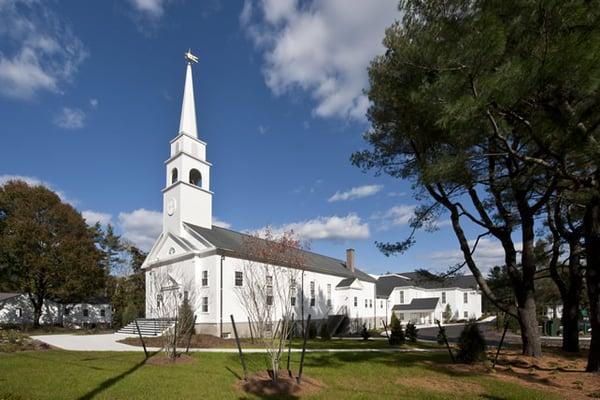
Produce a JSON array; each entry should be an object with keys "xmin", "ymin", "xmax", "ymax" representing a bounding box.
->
[{"xmin": 31, "ymin": 333, "xmax": 444, "ymax": 353}]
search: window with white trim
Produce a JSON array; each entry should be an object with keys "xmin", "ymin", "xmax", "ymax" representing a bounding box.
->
[
  {"xmin": 310, "ymin": 281, "xmax": 315, "ymax": 307},
  {"xmin": 202, "ymin": 270, "xmax": 208, "ymax": 286},
  {"xmin": 364, "ymin": 299, "xmax": 368, "ymax": 308},
  {"xmin": 463, "ymin": 292, "xmax": 468, "ymax": 304},
  {"xmin": 100, "ymin": 309, "xmax": 106, "ymax": 317},
  {"xmin": 83, "ymin": 309, "xmax": 89, "ymax": 317},
  {"xmin": 202, "ymin": 297, "xmax": 208, "ymax": 313},
  {"xmin": 266, "ymin": 275, "xmax": 273, "ymax": 306},
  {"xmin": 326, "ymin": 284, "xmax": 332, "ymax": 307},
  {"xmin": 464, "ymin": 311, "xmax": 468, "ymax": 319},
  {"xmin": 442, "ymin": 292, "xmax": 446, "ymax": 304},
  {"xmin": 369, "ymin": 299, "xmax": 373, "ymax": 308},
  {"xmin": 290, "ymin": 279, "xmax": 297, "ymax": 306},
  {"xmin": 400, "ymin": 291, "xmax": 404, "ymax": 304},
  {"xmin": 16, "ymin": 308, "xmax": 22, "ymax": 317},
  {"xmin": 354, "ymin": 297, "xmax": 357, "ymax": 307},
  {"xmin": 235, "ymin": 271, "xmax": 243, "ymax": 287}
]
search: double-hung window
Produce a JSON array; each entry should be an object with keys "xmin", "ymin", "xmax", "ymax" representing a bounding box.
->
[
  {"xmin": 326, "ymin": 284, "xmax": 332, "ymax": 307},
  {"xmin": 202, "ymin": 270, "xmax": 209, "ymax": 286},
  {"xmin": 310, "ymin": 281, "xmax": 315, "ymax": 307},
  {"xmin": 266, "ymin": 275, "xmax": 273, "ymax": 306},
  {"xmin": 235, "ymin": 271, "xmax": 243, "ymax": 287},
  {"xmin": 442, "ymin": 292, "xmax": 446, "ymax": 304},
  {"xmin": 202, "ymin": 297, "xmax": 208, "ymax": 313},
  {"xmin": 354, "ymin": 297, "xmax": 357, "ymax": 307},
  {"xmin": 463, "ymin": 292, "xmax": 468, "ymax": 304},
  {"xmin": 290, "ymin": 279, "xmax": 297, "ymax": 306}
]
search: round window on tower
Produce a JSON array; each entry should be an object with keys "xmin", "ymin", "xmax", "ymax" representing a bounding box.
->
[
  {"xmin": 189, "ymin": 169, "xmax": 202, "ymax": 187},
  {"xmin": 171, "ymin": 168, "xmax": 178, "ymax": 184}
]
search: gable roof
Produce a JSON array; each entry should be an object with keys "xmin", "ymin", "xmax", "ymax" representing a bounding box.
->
[
  {"xmin": 392, "ymin": 297, "xmax": 439, "ymax": 311},
  {"xmin": 376, "ymin": 272, "xmax": 478, "ymax": 298},
  {"xmin": 185, "ymin": 224, "xmax": 376, "ymax": 283},
  {"xmin": 0, "ymin": 292, "xmax": 21, "ymax": 302}
]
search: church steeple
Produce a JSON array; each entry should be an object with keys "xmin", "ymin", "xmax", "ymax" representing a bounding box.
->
[
  {"xmin": 162, "ymin": 50, "xmax": 213, "ymax": 234},
  {"xmin": 178, "ymin": 51, "xmax": 198, "ymax": 137}
]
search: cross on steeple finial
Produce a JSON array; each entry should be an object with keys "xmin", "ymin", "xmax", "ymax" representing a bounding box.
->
[{"xmin": 184, "ymin": 49, "xmax": 198, "ymax": 64}]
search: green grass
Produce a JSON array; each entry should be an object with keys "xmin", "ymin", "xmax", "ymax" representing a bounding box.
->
[{"xmin": 0, "ymin": 350, "xmax": 560, "ymax": 400}]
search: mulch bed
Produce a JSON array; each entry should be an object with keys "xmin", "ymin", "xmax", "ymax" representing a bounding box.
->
[
  {"xmin": 427, "ymin": 349, "xmax": 600, "ymax": 400},
  {"xmin": 236, "ymin": 371, "xmax": 325, "ymax": 397}
]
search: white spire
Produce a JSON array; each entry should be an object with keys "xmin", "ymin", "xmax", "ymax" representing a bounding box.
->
[{"xmin": 178, "ymin": 50, "xmax": 198, "ymax": 137}]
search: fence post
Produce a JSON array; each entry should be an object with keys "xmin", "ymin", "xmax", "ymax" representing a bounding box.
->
[
  {"xmin": 296, "ymin": 314, "xmax": 311, "ymax": 384},
  {"xmin": 231, "ymin": 314, "xmax": 248, "ymax": 380},
  {"xmin": 492, "ymin": 321, "xmax": 509, "ymax": 368},
  {"xmin": 135, "ymin": 319, "xmax": 148, "ymax": 360}
]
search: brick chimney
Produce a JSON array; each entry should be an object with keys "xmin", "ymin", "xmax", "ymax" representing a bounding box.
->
[{"xmin": 346, "ymin": 248, "xmax": 355, "ymax": 272}]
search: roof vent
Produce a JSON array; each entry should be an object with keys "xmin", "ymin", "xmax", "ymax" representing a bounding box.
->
[{"xmin": 346, "ymin": 248, "xmax": 355, "ymax": 272}]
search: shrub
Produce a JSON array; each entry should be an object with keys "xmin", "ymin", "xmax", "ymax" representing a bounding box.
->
[
  {"xmin": 389, "ymin": 313, "xmax": 405, "ymax": 345},
  {"xmin": 177, "ymin": 297, "xmax": 196, "ymax": 337},
  {"xmin": 405, "ymin": 322, "xmax": 418, "ymax": 342},
  {"xmin": 319, "ymin": 322, "xmax": 331, "ymax": 341},
  {"xmin": 456, "ymin": 322, "xmax": 487, "ymax": 363},
  {"xmin": 443, "ymin": 304, "xmax": 453, "ymax": 323},
  {"xmin": 121, "ymin": 303, "xmax": 139, "ymax": 327},
  {"xmin": 308, "ymin": 321, "xmax": 317, "ymax": 340},
  {"xmin": 361, "ymin": 324, "xmax": 370, "ymax": 340}
]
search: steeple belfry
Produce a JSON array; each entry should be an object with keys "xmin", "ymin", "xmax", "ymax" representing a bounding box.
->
[{"xmin": 179, "ymin": 50, "xmax": 199, "ymax": 137}]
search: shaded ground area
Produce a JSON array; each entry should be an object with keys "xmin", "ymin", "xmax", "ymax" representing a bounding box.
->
[
  {"xmin": 0, "ymin": 349, "xmax": 565, "ymax": 399},
  {"xmin": 119, "ymin": 334, "xmax": 442, "ymax": 350},
  {"xmin": 418, "ymin": 321, "xmax": 591, "ymax": 348}
]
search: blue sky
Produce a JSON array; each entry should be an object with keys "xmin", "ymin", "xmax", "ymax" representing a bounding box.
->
[{"xmin": 0, "ymin": 0, "xmax": 505, "ymax": 275}]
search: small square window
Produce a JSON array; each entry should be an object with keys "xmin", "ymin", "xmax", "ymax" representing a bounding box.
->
[
  {"xmin": 100, "ymin": 309, "xmax": 105, "ymax": 317},
  {"xmin": 83, "ymin": 309, "xmax": 89, "ymax": 317}
]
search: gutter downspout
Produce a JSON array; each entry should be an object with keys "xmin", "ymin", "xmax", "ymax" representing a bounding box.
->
[{"xmin": 220, "ymin": 255, "xmax": 224, "ymax": 338}]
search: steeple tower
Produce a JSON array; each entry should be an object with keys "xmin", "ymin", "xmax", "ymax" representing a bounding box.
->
[
  {"xmin": 178, "ymin": 50, "xmax": 198, "ymax": 137},
  {"xmin": 162, "ymin": 50, "xmax": 213, "ymax": 235}
]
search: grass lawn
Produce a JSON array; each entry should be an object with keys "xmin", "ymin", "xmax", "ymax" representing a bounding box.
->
[{"xmin": 0, "ymin": 349, "xmax": 563, "ymax": 399}]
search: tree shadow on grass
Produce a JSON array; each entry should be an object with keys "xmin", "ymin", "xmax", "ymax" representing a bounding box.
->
[{"xmin": 76, "ymin": 352, "xmax": 159, "ymax": 400}]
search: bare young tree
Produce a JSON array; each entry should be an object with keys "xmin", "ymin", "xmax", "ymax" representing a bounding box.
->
[
  {"xmin": 147, "ymin": 267, "xmax": 197, "ymax": 360},
  {"xmin": 236, "ymin": 228, "xmax": 306, "ymax": 381}
]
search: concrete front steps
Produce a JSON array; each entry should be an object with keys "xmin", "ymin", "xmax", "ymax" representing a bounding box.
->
[{"xmin": 117, "ymin": 318, "xmax": 174, "ymax": 337}]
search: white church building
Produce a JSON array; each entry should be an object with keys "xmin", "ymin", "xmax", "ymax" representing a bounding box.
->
[{"xmin": 140, "ymin": 52, "xmax": 482, "ymax": 338}]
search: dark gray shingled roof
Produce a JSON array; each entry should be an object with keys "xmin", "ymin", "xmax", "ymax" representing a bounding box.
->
[
  {"xmin": 392, "ymin": 297, "xmax": 439, "ymax": 311},
  {"xmin": 336, "ymin": 277, "xmax": 356, "ymax": 288},
  {"xmin": 376, "ymin": 272, "xmax": 478, "ymax": 298},
  {"xmin": 0, "ymin": 292, "xmax": 20, "ymax": 302},
  {"xmin": 186, "ymin": 224, "xmax": 376, "ymax": 283}
]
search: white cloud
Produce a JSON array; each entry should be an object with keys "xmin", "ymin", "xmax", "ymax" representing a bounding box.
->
[
  {"xmin": 89, "ymin": 98, "xmax": 98, "ymax": 108},
  {"xmin": 82, "ymin": 210, "xmax": 112, "ymax": 226},
  {"xmin": 128, "ymin": 0, "xmax": 166, "ymax": 18},
  {"xmin": 212, "ymin": 216, "xmax": 231, "ymax": 229},
  {"xmin": 258, "ymin": 124, "xmax": 268, "ymax": 135},
  {"xmin": 371, "ymin": 204, "xmax": 416, "ymax": 230},
  {"xmin": 240, "ymin": 0, "xmax": 399, "ymax": 120},
  {"xmin": 263, "ymin": 213, "xmax": 370, "ymax": 241},
  {"xmin": 328, "ymin": 184, "xmax": 383, "ymax": 202},
  {"xmin": 53, "ymin": 107, "xmax": 86, "ymax": 129},
  {"xmin": 118, "ymin": 209, "xmax": 162, "ymax": 251},
  {"xmin": 427, "ymin": 238, "xmax": 523, "ymax": 270},
  {"xmin": 0, "ymin": 0, "xmax": 87, "ymax": 99},
  {"xmin": 0, "ymin": 174, "xmax": 75, "ymax": 205}
]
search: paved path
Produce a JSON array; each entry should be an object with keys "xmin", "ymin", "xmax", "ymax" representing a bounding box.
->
[{"xmin": 31, "ymin": 333, "xmax": 444, "ymax": 353}]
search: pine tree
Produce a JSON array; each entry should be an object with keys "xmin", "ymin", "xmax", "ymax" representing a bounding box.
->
[{"xmin": 389, "ymin": 313, "xmax": 405, "ymax": 345}]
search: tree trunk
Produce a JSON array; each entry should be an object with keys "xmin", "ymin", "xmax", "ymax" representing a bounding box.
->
[
  {"xmin": 561, "ymin": 297, "xmax": 580, "ymax": 353},
  {"xmin": 584, "ymin": 201, "xmax": 600, "ymax": 372},
  {"xmin": 516, "ymin": 293, "xmax": 542, "ymax": 357},
  {"xmin": 32, "ymin": 303, "xmax": 42, "ymax": 328}
]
